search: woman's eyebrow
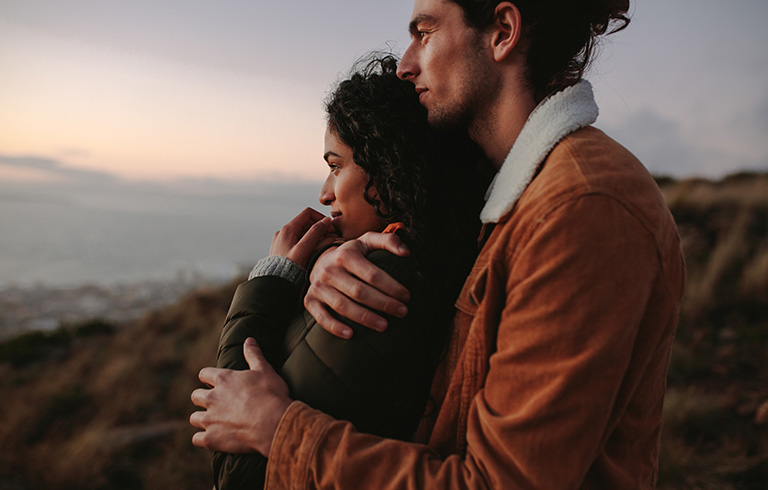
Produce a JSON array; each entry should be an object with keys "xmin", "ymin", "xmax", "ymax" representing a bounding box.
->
[{"xmin": 323, "ymin": 151, "xmax": 341, "ymax": 162}]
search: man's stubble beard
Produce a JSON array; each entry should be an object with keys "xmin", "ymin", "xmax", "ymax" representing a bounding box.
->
[{"xmin": 426, "ymin": 38, "xmax": 500, "ymax": 139}]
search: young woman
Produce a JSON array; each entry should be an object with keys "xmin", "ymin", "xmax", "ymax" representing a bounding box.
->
[{"xmin": 211, "ymin": 55, "xmax": 491, "ymax": 489}]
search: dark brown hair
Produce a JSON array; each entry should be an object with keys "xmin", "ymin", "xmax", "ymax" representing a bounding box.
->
[
  {"xmin": 450, "ymin": 0, "xmax": 630, "ymax": 101},
  {"xmin": 325, "ymin": 54, "xmax": 491, "ymax": 346}
]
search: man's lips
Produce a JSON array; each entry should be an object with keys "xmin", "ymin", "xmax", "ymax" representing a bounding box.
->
[{"xmin": 415, "ymin": 87, "xmax": 428, "ymax": 103}]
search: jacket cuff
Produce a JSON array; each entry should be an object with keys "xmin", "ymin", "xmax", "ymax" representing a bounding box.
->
[
  {"xmin": 249, "ymin": 256, "xmax": 305, "ymax": 288},
  {"xmin": 265, "ymin": 401, "xmax": 334, "ymax": 490}
]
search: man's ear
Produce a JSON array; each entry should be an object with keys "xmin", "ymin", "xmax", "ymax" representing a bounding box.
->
[{"xmin": 490, "ymin": 2, "xmax": 523, "ymax": 62}]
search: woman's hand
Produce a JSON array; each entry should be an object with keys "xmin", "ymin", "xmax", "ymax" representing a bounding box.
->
[{"xmin": 270, "ymin": 208, "xmax": 339, "ymax": 268}]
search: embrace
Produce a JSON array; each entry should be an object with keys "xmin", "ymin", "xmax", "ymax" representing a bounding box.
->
[{"xmin": 190, "ymin": 1, "xmax": 685, "ymax": 489}]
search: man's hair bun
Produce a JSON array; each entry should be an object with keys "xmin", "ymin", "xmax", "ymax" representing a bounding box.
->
[
  {"xmin": 590, "ymin": 0, "xmax": 631, "ymax": 36},
  {"xmin": 450, "ymin": 0, "xmax": 631, "ymax": 100}
]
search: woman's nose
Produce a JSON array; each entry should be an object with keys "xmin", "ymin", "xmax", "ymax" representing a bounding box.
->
[{"xmin": 319, "ymin": 177, "xmax": 334, "ymax": 206}]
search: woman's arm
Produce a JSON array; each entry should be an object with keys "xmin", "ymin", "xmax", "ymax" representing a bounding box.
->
[
  {"xmin": 213, "ymin": 208, "xmax": 335, "ymax": 490},
  {"xmin": 280, "ymin": 249, "xmax": 441, "ymax": 440},
  {"xmin": 213, "ymin": 273, "xmax": 302, "ymax": 490},
  {"xmin": 217, "ymin": 274, "xmax": 300, "ymax": 370},
  {"xmin": 218, "ymin": 207, "xmax": 334, "ymax": 370}
]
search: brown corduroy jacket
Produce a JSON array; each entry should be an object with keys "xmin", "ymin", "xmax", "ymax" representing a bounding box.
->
[{"xmin": 265, "ymin": 83, "xmax": 685, "ymax": 489}]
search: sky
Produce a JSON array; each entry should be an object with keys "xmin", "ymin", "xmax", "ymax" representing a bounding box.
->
[{"xmin": 2, "ymin": 0, "xmax": 768, "ymax": 185}]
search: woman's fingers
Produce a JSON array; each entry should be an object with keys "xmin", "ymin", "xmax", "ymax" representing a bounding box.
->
[
  {"xmin": 270, "ymin": 208, "xmax": 330, "ymax": 263},
  {"xmin": 287, "ymin": 216, "xmax": 333, "ymax": 265}
]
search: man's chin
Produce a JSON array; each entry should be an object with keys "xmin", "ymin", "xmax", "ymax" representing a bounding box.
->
[{"xmin": 427, "ymin": 107, "xmax": 466, "ymax": 131}]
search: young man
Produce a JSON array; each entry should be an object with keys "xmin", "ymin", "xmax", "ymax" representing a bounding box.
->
[{"xmin": 191, "ymin": 1, "xmax": 685, "ymax": 488}]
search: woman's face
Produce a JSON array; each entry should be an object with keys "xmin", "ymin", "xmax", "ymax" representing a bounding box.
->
[{"xmin": 319, "ymin": 127, "xmax": 388, "ymax": 240}]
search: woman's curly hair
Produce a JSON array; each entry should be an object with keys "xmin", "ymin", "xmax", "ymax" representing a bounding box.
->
[
  {"xmin": 325, "ymin": 54, "xmax": 491, "ymax": 346},
  {"xmin": 326, "ymin": 55, "xmax": 432, "ymax": 230}
]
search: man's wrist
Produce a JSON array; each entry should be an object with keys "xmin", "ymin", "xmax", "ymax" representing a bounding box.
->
[{"xmin": 264, "ymin": 398, "xmax": 298, "ymax": 457}]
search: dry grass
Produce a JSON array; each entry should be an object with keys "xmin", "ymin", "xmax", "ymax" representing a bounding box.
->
[
  {"xmin": 0, "ymin": 281, "xmax": 238, "ymax": 490},
  {"xmin": 657, "ymin": 172, "xmax": 768, "ymax": 489}
]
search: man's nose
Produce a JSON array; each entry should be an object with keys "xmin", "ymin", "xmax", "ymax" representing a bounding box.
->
[{"xmin": 397, "ymin": 43, "xmax": 418, "ymax": 80}]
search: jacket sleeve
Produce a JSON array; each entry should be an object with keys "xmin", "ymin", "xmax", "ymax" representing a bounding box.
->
[
  {"xmin": 278, "ymin": 249, "xmax": 438, "ymax": 441},
  {"xmin": 214, "ymin": 251, "xmax": 439, "ymax": 489},
  {"xmin": 213, "ymin": 275, "xmax": 301, "ymax": 490},
  {"xmin": 216, "ymin": 275, "xmax": 300, "ymax": 370},
  {"xmin": 264, "ymin": 195, "xmax": 667, "ymax": 489}
]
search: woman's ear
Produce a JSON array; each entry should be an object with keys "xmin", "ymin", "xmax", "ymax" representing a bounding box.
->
[
  {"xmin": 490, "ymin": 2, "xmax": 523, "ymax": 62},
  {"xmin": 367, "ymin": 184, "xmax": 390, "ymax": 216}
]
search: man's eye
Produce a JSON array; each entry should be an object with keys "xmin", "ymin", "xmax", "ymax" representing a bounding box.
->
[{"xmin": 418, "ymin": 31, "xmax": 428, "ymax": 39}]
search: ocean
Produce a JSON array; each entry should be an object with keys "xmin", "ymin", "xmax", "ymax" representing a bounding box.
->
[{"xmin": 0, "ymin": 178, "xmax": 321, "ymax": 289}]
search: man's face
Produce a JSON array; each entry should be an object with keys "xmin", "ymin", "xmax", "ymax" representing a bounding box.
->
[{"xmin": 397, "ymin": 0, "xmax": 498, "ymax": 129}]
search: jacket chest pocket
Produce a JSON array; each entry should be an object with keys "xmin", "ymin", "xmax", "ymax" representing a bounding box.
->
[
  {"xmin": 455, "ymin": 265, "xmax": 488, "ymax": 314},
  {"xmin": 450, "ymin": 265, "xmax": 490, "ymax": 365}
]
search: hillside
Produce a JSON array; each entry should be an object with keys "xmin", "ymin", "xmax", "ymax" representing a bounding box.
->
[
  {"xmin": 0, "ymin": 284, "xmax": 235, "ymax": 489},
  {"xmin": 1, "ymin": 172, "xmax": 767, "ymax": 490},
  {"xmin": 656, "ymin": 172, "xmax": 768, "ymax": 489}
]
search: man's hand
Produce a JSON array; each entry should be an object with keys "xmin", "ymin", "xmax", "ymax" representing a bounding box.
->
[
  {"xmin": 190, "ymin": 338, "xmax": 291, "ymax": 456},
  {"xmin": 270, "ymin": 207, "xmax": 339, "ymax": 268},
  {"xmin": 304, "ymin": 231, "xmax": 411, "ymax": 339}
]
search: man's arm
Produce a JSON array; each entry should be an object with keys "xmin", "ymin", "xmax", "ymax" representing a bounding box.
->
[
  {"xmin": 193, "ymin": 196, "xmax": 678, "ymax": 489},
  {"xmin": 304, "ymin": 232, "xmax": 412, "ymax": 338},
  {"xmin": 264, "ymin": 196, "xmax": 673, "ymax": 489}
]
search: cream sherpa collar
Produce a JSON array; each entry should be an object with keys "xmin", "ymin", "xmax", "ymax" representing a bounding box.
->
[{"xmin": 480, "ymin": 80, "xmax": 599, "ymax": 224}]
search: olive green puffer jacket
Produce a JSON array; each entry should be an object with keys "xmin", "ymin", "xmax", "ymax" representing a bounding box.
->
[{"xmin": 213, "ymin": 249, "xmax": 443, "ymax": 490}]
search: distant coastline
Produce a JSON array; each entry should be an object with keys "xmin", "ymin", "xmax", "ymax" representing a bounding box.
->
[{"xmin": 0, "ymin": 276, "xmax": 233, "ymax": 341}]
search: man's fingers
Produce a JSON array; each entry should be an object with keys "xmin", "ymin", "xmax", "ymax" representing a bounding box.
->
[
  {"xmin": 334, "ymin": 248, "xmax": 410, "ymax": 306},
  {"xmin": 198, "ymin": 367, "xmax": 225, "ymax": 387},
  {"xmin": 305, "ymin": 281, "xmax": 394, "ymax": 332},
  {"xmin": 189, "ymin": 409, "xmax": 207, "ymax": 429},
  {"xmin": 304, "ymin": 297, "xmax": 355, "ymax": 339},
  {"xmin": 191, "ymin": 430, "xmax": 206, "ymax": 448},
  {"xmin": 191, "ymin": 427, "xmax": 223, "ymax": 451},
  {"xmin": 190, "ymin": 387, "xmax": 211, "ymax": 408},
  {"xmin": 243, "ymin": 337, "xmax": 267, "ymax": 371},
  {"xmin": 358, "ymin": 231, "xmax": 410, "ymax": 257}
]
